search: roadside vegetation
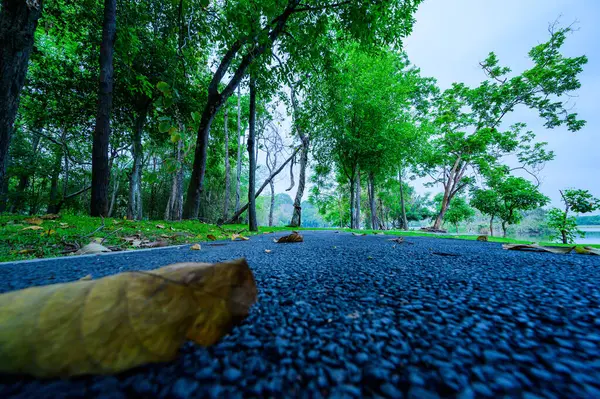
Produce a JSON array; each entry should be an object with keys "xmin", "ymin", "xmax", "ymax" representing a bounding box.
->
[{"xmin": 2, "ymin": 213, "xmax": 598, "ymax": 263}]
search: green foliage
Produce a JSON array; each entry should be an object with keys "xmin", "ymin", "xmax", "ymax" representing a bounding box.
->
[
  {"xmin": 546, "ymin": 208, "xmax": 581, "ymax": 244},
  {"xmin": 436, "ymin": 195, "xmax": 475, "ymax": 232},
  {"xmin": 547, "ymin": 189, "xmax": 600, "ymax": 243}
]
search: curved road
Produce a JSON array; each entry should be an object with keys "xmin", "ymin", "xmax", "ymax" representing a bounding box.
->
[{"xmin": 1, "ymin": 231, "xmax": 600, "ymax": 398}]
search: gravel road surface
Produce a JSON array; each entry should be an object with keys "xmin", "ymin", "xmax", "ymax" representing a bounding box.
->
[{"xmin": 1, "ymin": 231, "xmax": 599, "ymax": 398}]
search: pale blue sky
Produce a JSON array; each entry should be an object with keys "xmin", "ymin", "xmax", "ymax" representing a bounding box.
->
[{"xmin": 403, "ymin": 0, "xmax": 600, "ymax": 208}]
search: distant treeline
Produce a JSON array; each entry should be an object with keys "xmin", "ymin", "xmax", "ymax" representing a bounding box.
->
[{"xmin": 577, "ymin": 215, "xmax": 600, "ymax": 225}]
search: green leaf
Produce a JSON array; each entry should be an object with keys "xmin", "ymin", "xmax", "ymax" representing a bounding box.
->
[
  {"xmin": 156, "ymin": 81, "xmax": 170, "ymax": 92},
  {"xmin": 163, "ymin": 96, "xmax": 174, "ymax": 108},
  {"xmin": 158, "ymin": 121, "xmax": 171, "ymax": 133},
  {"xmin": 191, "ymin": 111, "xmax": 201, "ymax": 123}
]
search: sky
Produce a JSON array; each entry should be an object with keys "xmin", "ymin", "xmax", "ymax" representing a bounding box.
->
[{"xmin": 267, "ymin": 0, "xmax": 600, "ymax": 209}]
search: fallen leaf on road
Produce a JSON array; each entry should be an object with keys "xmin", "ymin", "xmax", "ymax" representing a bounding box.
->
[
  {"xmin": 231, "ymin": 234, "xmax": 249, "ymax": 241},
  {"xmin": 40, "ymin": 214, "xmax": 60, "ymax": 220},
  {"xmin": 274, "ymin": 232, "xmax": 303, "ymax": 243},
  {"xmin": 502, "ymin": 244, "xmax": 575, "ymax": 255},
  {"xmin": 207, "ymin": 234, "xmax": 217, "ymax": 241},
  {"xmin": 21, "ymin": 226, "xmax": 44, "ymax": 231},
  {"xmin": 24, "ymin": 218, "xmax": 43, "ymax": 226},
  {"xmin": 0, "ymin": 258, "xmax": 257, "ymax": 377},
  {"xmin": 574, "ymin": 246, "xmax": 600, "ymax": 256},
  {"xmin": 75, "ymin": 243, "xmax": 111, "ymax": 255},
  {"xmin": 190, "ymin": 244, "xmax": 201, "ymax": 250},
  {"xmin": 264, "ymin": 249, "xmax": 272, "ymax": 253},
  {"xmin": 352, "ymin": 232, "xmax": 367, "ymax": 236},
  {"xmin": 388, "ymin": 237, "xmax": 404, "ymax": 244}
]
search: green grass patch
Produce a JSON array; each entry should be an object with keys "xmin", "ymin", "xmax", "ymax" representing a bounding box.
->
[{"xmin": 0, "ymin": 214, "xmax": 597, "ymax": 263}]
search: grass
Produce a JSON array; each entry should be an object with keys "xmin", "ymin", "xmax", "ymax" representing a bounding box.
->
[{"xmin": 1, "ymin": 213, "xmax": 598, "ymax": 263}]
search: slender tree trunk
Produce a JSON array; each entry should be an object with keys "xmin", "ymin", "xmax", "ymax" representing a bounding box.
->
[
  {"xmin": 47, "ymin": 152, "xmax": 61, "ymax": 214},
  {"xmin": 234, "ymin": 86, "xmax": 243, "ymax": 217},
  {"xmin": 489, "ymin": 215, "xmax": 494, "ymax": 237},
  {"xmin": 0, "ymin": 0, "xmax": 44, "ymax": 211},
  {"xmin": 127, "ymin": 103, "xmax": 147, "ymax": 220},
  {"xmin": 398, "ymin": 169, "xmax": 409, "ymax": 230},
  {"xmin": 165, "ymin": 139, "xmax": 184, "ymax": 221},
  {"xmin": 223, "ymin": 107, "xmax": 231, "ymax": 220},
  {"xmin": 108, "ymin": 171, "xmax": 119, "ymax": 217},
  {"xmin": 502, "ymin": 221, "xmax": 507, "ymax": 238},
  {"xmin": 433, "ymin": 188, "xmax": 451, "ymax": 230},
  {"xmin": 368, "ymin": 172, "xmax": 378, "ymax": 230},
  {"xmin": 349, "ymin": 175, "xmax": 356, "ymax": 229},
  {"xmin": 354, "ymin": 167, "xmax": 361, "ymax": 229},
  {"xmin": 269, "ymin": 180, "xmax": 275, "ymax": 227},
  {"xmin": 290, "ymin": 138, "xmax": 308, "ymax": 227},
  {"xmin": 90, "ymin": 0, "xmax": 117, "ymax": 217},
  {"xmin": 247, "ymin": 76, "xmax": 258, "ymax": 232}
]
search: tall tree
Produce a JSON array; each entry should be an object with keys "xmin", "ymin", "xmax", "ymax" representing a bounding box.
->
[
  {"xmin": 182, "ymin": 0, "xmax": 422, "ymax": 218},
  {"xmin": 247, "ymin": 76, "xmax": 258, "ymax": 231},
  {"xmin": 422, "ymin": 27, "xmax": 587, "ymax": 229},
  {"xmin": 222, "ymin": 107, "xmax": 231, "ymax": 220},
  {"xmin": 90, "ymin": 0, "xmax": 117, "ymax": 216},
  {"xmin": 0, "ymin": 0, "xmax": 44, "ymax": 211}
]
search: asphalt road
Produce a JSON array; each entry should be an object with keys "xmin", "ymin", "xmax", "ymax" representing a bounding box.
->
[{"xmin": 1, "ymin": 231, "xmax": 600, "ymax": 398}]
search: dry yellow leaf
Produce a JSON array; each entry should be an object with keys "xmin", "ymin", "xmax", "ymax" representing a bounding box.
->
[
  {"xmin": 0, "ymin": 259, "xmax": 257, "ymax": 377},
  {"xmin": 231, "ymin": 234, "xmax": 249, "ymax": 241},
  {"xmin": 274, "ymin": 232, "xmax": 303, "ymax": 243},
  {"xmin": 21, "ymin": 226, "xmax": 44, "ymax": 231},
  {"xmin": 24, "ymin": 217, "xmax": 43, "ymax": 225},
  {"xmin": 190, "ymin": 243, "xmax": 201, "ymax": 250}
]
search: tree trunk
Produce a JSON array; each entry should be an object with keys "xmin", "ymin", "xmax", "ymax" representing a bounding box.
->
[
  {"xmin": 0, "ymin": 0, "xmax": 44, "ymax": 211},
  {"xmin": 433, "ymin": 187, "xmax": 451, "ymax": 230},
  {"xmin": 47, "ymin": 151, "xmax": 61, "ymax": 214},
  {"xmin": 290, "ymin": 142, "xmax": 308, "ymax": 227},
  {"xmin": 489, "ymin": 215, "xmax": 494, "ymax": 237},
  {"xmin": 127, "ymin": 103, "xmax": 147, "ymax": 220},
  {"xmin": 223, "ymin": 107, "xmax": 231, "ymax": 220},
  {"xmin": 269, "ymin": 180, "xmax": 275, "ymax": 227},
  {"xmin": 90, "ymin": 0, "xmax": 117, "ymax": 217},
  {"xmin": 354, "ymin": 168, "xmax": 361, "ymax": 229},
  {"xmin": 107, "ymin": 171, "xmax": 119, "ymax": 217},
  {"xmin": 398, "ymin": 169, "xmax": 408, "ymax": 230},
  {"xmin": 561, "ymin": 230, "xmax": 568, "ymax": 244},
  {"xmin": 165, "ymin": 139, "xmax": 184, "ymax": 221},
  {"xmin": 502, "ymin": 221, "xmax": 507, "ymax": 238},
  {"xmin": 349, "ymin": 174, "xmax": 356, "ymax": 229},
  {"xmin": 183, "ymin": 98, "xmax": 217, "ymax": 219},
  {"xmin": 234, "ymin": 86, "xmax": 243, "ymax": 218},
  {"xmin": 368, "ymin": 172, "xmax": 378, "ymax": 230},
  {"xmin": 247, "ymin": 76, "xmax": 258, "ymax": 232}
]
